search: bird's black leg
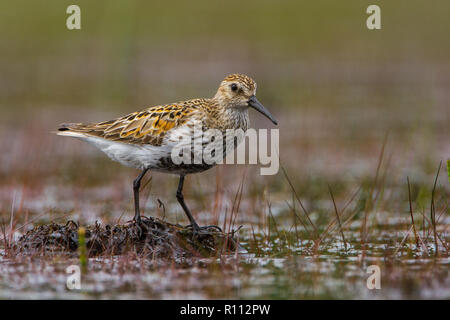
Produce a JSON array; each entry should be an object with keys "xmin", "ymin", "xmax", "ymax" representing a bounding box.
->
[
  {"xmin": 176, "ymin": 174, "xmax": 200, "ymax": 231},
  {"xmin": 133, "ymin": 168, "xmax": 149, "ymax": 224},
  {"xmin": 176, "ymin": 175, "xmax": 222, "ymax": 234}
]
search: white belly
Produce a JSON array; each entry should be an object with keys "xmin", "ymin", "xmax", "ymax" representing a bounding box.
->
[{"xmin": 80, "ymin": 135, "xmax": 174, "ymax": 171}]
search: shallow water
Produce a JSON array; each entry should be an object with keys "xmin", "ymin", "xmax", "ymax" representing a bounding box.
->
[{"xmin": 1, "ymin": 222, "xmax": 448, "ymax": 300}]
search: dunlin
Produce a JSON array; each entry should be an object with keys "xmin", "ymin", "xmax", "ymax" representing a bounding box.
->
[{"xmin": 57, "ymin": 74, "xmax": 277, "ymax": 232}]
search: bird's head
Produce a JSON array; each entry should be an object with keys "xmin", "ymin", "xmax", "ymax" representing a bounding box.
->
[{"xmin": 214, "ymin": 74, "xmax": 277, "ymax": 125}]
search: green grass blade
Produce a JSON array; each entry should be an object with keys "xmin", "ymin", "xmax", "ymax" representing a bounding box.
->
[
  {"xmin": 447, "ymin": 159, "xmax": 450, "ymax": 185},
  {"xmin": 78, "ymin": 227, "xmax": 88, "ymax": 272}
]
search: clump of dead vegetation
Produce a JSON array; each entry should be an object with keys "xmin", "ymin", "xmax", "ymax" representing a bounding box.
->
[{"xmin": 11, "ymin": 217, "xmax": 238, "ymax": 259}]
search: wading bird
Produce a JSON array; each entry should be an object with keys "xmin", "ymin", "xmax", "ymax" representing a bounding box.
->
[{"xmin": 57, "ymin": 74, "xmax": 277, "ymax": 232}]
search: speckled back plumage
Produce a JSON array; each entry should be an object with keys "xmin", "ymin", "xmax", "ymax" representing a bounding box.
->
[{"xmin": 60, "ymin": 99, "xmax": 207, "ymax": 146}]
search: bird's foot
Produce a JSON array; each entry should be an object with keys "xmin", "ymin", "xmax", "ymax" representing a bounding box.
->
[{"xmin": 133, "ymin": 216, "xmax": 148, "ymax": 239}]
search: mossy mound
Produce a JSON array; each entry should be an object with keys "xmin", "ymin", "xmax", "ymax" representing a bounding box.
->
[{"xmin": 14, "ymin": 216, "xmax": 239, "ymax": 259}]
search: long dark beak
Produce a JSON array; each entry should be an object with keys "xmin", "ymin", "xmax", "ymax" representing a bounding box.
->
[{"xmin": 248, "ymin": 96, "xmax": 278, "ymax": 125}]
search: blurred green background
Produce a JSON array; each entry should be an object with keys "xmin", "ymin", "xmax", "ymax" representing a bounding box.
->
[
  {"xmin": 1, "ymin": 0, "xmax": 448, "ymax": 185},
  {"xmin": 0, "ymin": 0, "xmax": 448, "ymax": 116}
]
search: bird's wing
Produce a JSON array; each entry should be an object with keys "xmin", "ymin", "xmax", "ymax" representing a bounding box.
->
[{"xmin": 58, "ymin": 101, "xmax": 204, "ymax": 146}]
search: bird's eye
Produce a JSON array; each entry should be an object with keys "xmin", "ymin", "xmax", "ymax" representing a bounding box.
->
[{"xmin": 230, "ymin": 83, "xmax": 238, "ymax": 92}]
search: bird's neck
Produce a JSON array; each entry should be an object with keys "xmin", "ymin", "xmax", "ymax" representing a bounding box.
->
[
  {"xmin": 225, "ymin": 107, "xmax": 249, "ymax": 131},
  {"xmin": 207, "ymin": 98, "xmax": 249, "ymax": 131}
]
